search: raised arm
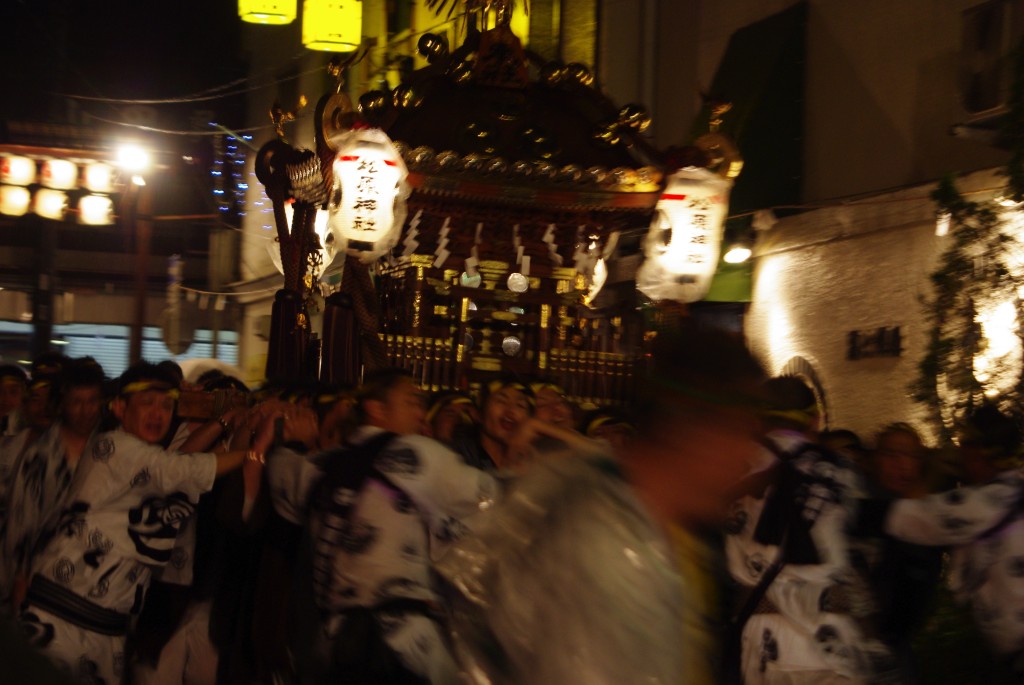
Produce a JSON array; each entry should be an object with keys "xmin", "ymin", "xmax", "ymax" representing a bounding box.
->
[{"xmin": 880, "ymin": 475, "xmax": 1024, "ymax": 545}]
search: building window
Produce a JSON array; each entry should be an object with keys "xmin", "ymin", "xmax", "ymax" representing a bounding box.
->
[
  {"xmin": 387, "ymin": 0, "xmax": 413, "ymax": 35},
  {"xmin": 0, "ymin": 321, "xmax": 239, "ymax": 378},
  {"xmin": 961, "ymin": 0, "xmax": 1013, "ymax": 114}
]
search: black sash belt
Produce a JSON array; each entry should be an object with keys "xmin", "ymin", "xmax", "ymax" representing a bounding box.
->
[{"xmin": 26, "ymin": 574, "xmax": 131, "ymax": 636}]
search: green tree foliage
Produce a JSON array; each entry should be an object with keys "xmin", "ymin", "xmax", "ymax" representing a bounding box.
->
[{"xmin": 913, "ymin": 41, "xmax": 1024, "ymax": 444}]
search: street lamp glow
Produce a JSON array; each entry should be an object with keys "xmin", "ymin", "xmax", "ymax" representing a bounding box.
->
[
  {"xmin": 117, "ymin": 145, "xmax": 150, "ymax": 174},
  {"xmin": 723, "ymin": 244, "xmax": 752, "ymax": 264}
]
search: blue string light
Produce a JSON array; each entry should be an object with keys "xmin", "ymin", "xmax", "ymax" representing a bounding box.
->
[{"xmin": 210, "ymin": 132, "xmax": 252, "ymax": 225}]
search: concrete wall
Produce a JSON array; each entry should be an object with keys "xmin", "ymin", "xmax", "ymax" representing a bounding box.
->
[{"xmin": 745, "ymin": 167, "xmax": 1006, "ymax": 444}]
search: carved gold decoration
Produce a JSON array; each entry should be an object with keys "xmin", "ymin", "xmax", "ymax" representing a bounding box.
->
[
  {"xmin": 694, "ymin": 132, "xmax": 744, "ymax": 179},
  {"xmin": 270, "ymin": 96, "xmax": 308, "ymax": 140},
  {"xmin": 425, "ymin": 0, "xmax": 527, "ymax": 24},
  {"xmin": 472, "ymin": 357, "xmax": 502, "ymax": 371},
  {"xmin": 695, "ymin": 101, "xmax": 743, "ymax": 179}
]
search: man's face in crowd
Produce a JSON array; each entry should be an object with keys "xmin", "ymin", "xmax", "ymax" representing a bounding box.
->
[
  {"xmin": 590, "ymin": 422, "xmax": 634, "ymax": 454},
  {"xmin": 62, "ymin": 385, "xmax": 103, "ymax": 438},
  {"xmin": 24, "ymin": 382, "xmax": 56, "ymax": 431},
  {"xmin": 116, "ymin": 389, "xmax": 175, "ymax": 444},
  {"xmin": 375, "ymin": 377, "xmax": 427, "ymax": 436},
  {"xmin": 481, "ymin": 385, "xmax": 531, "ymax": 445},
  {"xmin": 0, "ymin": 379, "xmax": 25, "ymax": 417},
  {"xmin": 429, "ymin": 400, "xmax": 477, "ymax": 443},
  {"xmin": 874, "ymin": 430, "xmax": 924, "ymax": 497},
  {"xmin": 533, "ymin": 387, "xmax": 574, "ymax": 430}
]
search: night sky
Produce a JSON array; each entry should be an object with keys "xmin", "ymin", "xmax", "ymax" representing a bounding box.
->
[{"xmin": 2, "ymin": 0, "xmax": 246, "ymax": 126}]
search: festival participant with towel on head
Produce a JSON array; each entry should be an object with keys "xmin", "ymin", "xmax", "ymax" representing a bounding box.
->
[
  {"xmin": 18, "ymin": 361, "xmax": 279, "ymax": 684},
  {"xmin": 448, "ymin": 377, "xmax": 535, "ymax": 472},
  {"xmin": 0, "ymin": 364, "xmax": 28, "ymax": 436},
  {"xmin": 424, "ymin": 390, "xmax": 478, "ymax": 445},
  {"xmin": 268, "ymin": 368, "xmax": 499, "ymax": 685},
  {"xmin": 0, "ymin": 357, "xmax": 106, "ymax": 613}
]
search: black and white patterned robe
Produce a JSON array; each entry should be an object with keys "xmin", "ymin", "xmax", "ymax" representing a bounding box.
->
[
  {"xmin": 725, "ymin": 431, "xmax": 884, "ymax": 685},
  {"xmin": 884, "ymin": 470, "xmax": 1024, "ymax": 657},
  {"xmin": 19, "ymin": 428, "xmax": 216, "ymax": 684},
  {"xmin": 269, "ymin": 425, "xmax": 498, "ymax": 685},
  {"xmin": 0, "ymin": 423, "xmax": 87, "ymax": 608},
  {"xmin": 0, "ymin": 427, "xmax": 34, "ymax": 523}
]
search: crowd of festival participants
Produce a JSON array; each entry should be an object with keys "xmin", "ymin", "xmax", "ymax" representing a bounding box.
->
[{"xmin": 1, "ymin": 325, "xmax": 1024, "ymax": 684}]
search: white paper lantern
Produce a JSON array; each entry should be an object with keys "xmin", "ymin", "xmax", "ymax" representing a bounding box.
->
[
  {"xmin": 328, "ymin": 128, "xmax": 409, "ymax": 263},
  {"xmin": 78, "ymin": 194, "xmax": 114, "ymax": 225},
  {"xmin": 0, "ymin": 186, "xmax": 31, "ymax": 216},
  {"xmin": 636, "ymin": 167, "xmax": 732, "ymax": 303},
  {"xmin": 83, "ymin": 162, "xmax": 115, "ymax": 193},
  {"xmin": 41, "ymin": 159, "xmax": 78, "ymax": 190},
  {"xmin": 1, "ymin": 156, "xmax": 36, "ymax": 186},
  {"xmin": 33, "ymin": 188, "xmax": 68, "ymax": 220}
]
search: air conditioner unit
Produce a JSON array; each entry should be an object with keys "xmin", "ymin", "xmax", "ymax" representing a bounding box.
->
[{"xmin": 960, "ymin": 0, "xmax": 1024, "ymax": 116}]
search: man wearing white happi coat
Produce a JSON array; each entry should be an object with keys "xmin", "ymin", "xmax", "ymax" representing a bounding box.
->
[
  {"xmin": 0, "ymin": 371, "xmax": 59, "ymax": 524},
  {"xmin": 0, "ymin": 358, "xmax": 106, "ymax": 613},
  {"xmin": 726, "ymin": 433, "xmax": 884, "ymax": 684},
  {"xmin": 884, "ymin": 472, "xmax": 1024, "ymax": 655},
  {"xmin": 726, "ymin": 381, "xmax": 1024, "ymax": 685},
  {"xmin": 268, "ymin": 368, "xmax": 498, "ymax": 685},
  {"xmin": 0, "ymin": 364, "xmax": 28, "ymax": 437},
  {"xmin": 724, "ymin": 376, "xmax": 893, "ymax": 685},
  {"xmin": 879, "ymin": 406, "xmax": 1024, "ymax": 677},
  {"xmin": 18, "ymin": 362, "xmax": 273, "ymax": 684}
]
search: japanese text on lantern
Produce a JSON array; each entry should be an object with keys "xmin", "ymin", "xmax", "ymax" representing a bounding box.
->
[
  {"xmin": 682, "ymin": 196, "xmax": 716, "ymax": 266},
  {"xmin": 352, "ymin": 158, "xmax": 379, "ymax": 232},
  {"xmin": 657, "ymin": 190, "xmax": 724, "ymax": 275}
]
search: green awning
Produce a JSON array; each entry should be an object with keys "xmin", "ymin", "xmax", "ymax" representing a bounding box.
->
[{"xmin": 705, "ymin": 258, "xmax": 752, "ymax": 302}]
